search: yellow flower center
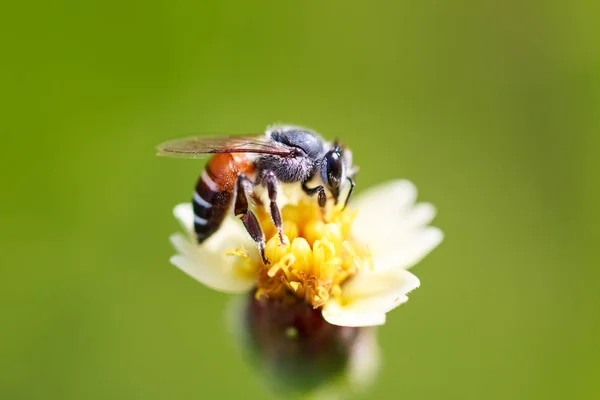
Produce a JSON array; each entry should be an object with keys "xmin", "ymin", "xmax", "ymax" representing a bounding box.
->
[{"xmin": 228, "ymin": 197, "xmax": 373, "ymax": 308}]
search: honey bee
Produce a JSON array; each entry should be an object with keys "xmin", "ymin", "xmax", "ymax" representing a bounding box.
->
[{"xmin": 157, "ymin": 125, "xmax": 356, "ymax": 263}]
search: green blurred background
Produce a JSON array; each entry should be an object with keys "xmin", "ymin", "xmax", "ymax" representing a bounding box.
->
[{"xmin": 1, "ymin": 1, "xmax": 597, "ymax": 399}]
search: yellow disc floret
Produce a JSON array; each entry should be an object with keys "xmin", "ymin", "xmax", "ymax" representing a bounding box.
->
[{"xmin": 229, "ymin": 197, "xmax": 373, "ymax": 308}]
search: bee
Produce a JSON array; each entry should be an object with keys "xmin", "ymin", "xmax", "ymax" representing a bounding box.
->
[{"xmin": 157, "ymin": 125, "xmax": 356, "ymax": 263}]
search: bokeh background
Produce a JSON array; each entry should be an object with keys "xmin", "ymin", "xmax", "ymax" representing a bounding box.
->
[{"xmin": 1, "ymin": 1, "xmax": 597, "ymax": 399}]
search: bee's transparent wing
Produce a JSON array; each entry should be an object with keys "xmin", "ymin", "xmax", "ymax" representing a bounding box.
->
[{"xmin": 156, "ymin": 134, "xmax": 296, "ymax": 159}]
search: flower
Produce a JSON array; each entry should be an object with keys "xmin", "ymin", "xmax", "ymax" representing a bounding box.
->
[{"xmin": 169, "ymin": 180, "xmax": 443, "ymax": 327}]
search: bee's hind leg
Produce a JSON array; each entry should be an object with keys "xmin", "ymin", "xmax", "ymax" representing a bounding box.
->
[{"xmin": 235, "ymin": 174, "xmax": 268, "ymax": 264}]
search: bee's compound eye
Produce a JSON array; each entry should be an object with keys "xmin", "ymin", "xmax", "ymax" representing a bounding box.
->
[{"xmin": 322, "ymin": 150, "xmax": 343, "ymax": 189}]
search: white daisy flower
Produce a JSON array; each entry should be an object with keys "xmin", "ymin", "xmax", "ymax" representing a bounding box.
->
[{"xmin": 169, "ymin": 179, "xmax": 443, "ymax": 327}]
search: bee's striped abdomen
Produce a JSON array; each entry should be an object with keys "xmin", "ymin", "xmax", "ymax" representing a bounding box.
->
[{"xmin": 193, "ymin": 153, "xmax": 254, "ymax": 243}]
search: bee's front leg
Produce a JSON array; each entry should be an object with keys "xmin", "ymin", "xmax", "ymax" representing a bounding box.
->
[
  {"xmin": 342, "ymin": 176, "xmax": 355, "ymax": 210},
  {"xmin": 235, "ymin": 174, "xmax": 268, "ymax": 264},
  {"xmin": 301, "ymin": 180, "xmax": 327, "ymax": 208}
]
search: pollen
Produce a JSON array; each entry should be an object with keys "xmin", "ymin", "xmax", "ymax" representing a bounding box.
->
[{"xmin": 228, "ymin": 198, "xmax": 373, "ymax": 308}]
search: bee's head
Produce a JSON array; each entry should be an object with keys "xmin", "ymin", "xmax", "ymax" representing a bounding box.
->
[{"xmin": 320, "ymin": 141, "xmax": 354, "ymax": 205}]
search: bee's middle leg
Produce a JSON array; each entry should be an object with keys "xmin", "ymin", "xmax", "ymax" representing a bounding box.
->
[
  {"xmin": 262, "ymin": 170, "xmax": 285, "ymax": 244},
  {"xmin": 235, "ymin": 174, "xmax": 268, "ymax": 264}
]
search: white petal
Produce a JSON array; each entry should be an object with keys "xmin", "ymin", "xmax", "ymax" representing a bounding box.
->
[
  {"xmin": 343, "ymin": 269, "xmax": 420, "ymax": 298},
  {"xmin": 350, "ymin": 179, "xmax": 443, "ymax": 271},
  {"xmin": 169, "ymin": 207, "xmax": 260, "ymax": 294},
  {"xmin": 170, "ymin": 232, "xmax": 198, "ymax": 256},
  {"xmin": 353, "ymin": 191, "xmax": 436, "ymax": 245},
  {"xmin": 398, "ymin": 202, "xmax": 438, "ymax": 235},
  {"xmin": 385, "ymin": 294, "xmax": 409, "ymax": 313},
  {"xmin": 169, "ymin": 235, "xmax": 256, "ymax": 293},
  {"xmin": 372, "ymin": 226, "xmax": 444, "ymax": 271},
  {"xmin": 173, "ymin": 203, "xmax": 194, "ymax": 235},
  {"xmin": 322, "ymin": 301, "xmax": 387, "ymax": 327},
  {"xmin": 351, "ymin": 179, "xmax": 417, "ymax": 214},
  {"xmin": 322, "ymin": 269, "xmax": 420, "ymax": 327}
]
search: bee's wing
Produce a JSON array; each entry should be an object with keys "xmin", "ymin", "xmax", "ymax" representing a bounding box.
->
[{"xmin": 156, "ymin": 134, "xmax": 296, "ymax": 159}]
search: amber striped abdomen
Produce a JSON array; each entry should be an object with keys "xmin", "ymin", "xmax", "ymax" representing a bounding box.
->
[{"xmin": 193, "ymin": 153, "xmax": 254, "ymax": 243}]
